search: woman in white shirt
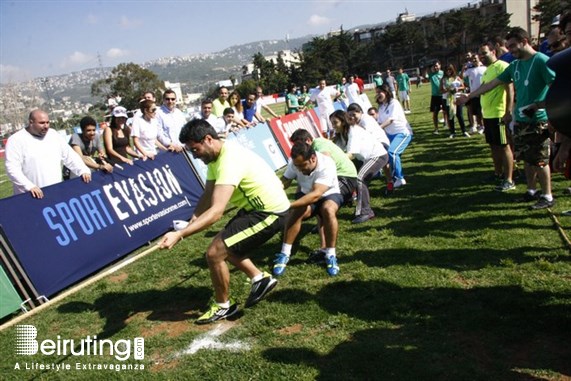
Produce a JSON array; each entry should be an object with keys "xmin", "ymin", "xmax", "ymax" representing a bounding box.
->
[
  {"xmin": 376, "ymin": 84, "xmax": 413, "ymax": 188},
  {"xmin": 331, "ymin": 109, "xmax": 388, "ymax": 224},
  {"xmin": 131, "ymin": 99, "xmax": 168, "ymax": 160}
]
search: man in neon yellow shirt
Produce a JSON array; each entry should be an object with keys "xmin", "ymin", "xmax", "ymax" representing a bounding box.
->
[
  {"xmin": 478, "ymin": 42, "xmax": 514, "ymax": 191},
  {"xmin": 160, "ymin": 119, "xmax": 290, "ymax": 324}
]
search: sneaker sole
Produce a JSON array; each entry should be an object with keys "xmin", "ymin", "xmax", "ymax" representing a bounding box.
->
[{"xmin": 244, "ymin": 278, "xmax": 277, "ymax": 308}]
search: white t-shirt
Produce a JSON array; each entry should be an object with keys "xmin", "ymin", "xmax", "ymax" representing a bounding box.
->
[
  {"xmin": 5, "ymin": 128, "xmax": 89, "ymax": 194},
  {"xmin": 131, "ymin": 115, "xmax": 160, "ymax": 155},
  {"xmin": 310, "ymin": 86, "xmax": 338, "ymax": 117},
  {"xmin": 344, "ymin": 82, "xmax": 363, "ymax": 108},
  {"xmin": 465, "ymin": 65, "xmax": 487, "ymax": 92},
  {"xmin": 283, "ymin": 152, "xmax": 340, "ymax": 197},
  {"xmin": 347, "ymin": 125, "xmax": 387, "ymax": 162},
  {"xmin": 358, "ymin": 114, "xmax": 390, "ymax": 148},
  {"xmin": 377, "ymin": 100, "xmax": 412, "ymax": 136}
]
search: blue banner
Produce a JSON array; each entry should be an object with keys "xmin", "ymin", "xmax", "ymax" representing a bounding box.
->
[
  {"xmin": 225, "ymin": 123, "xmax": 287, "ymax": 171},
  {"xmin": 0, "ymin": 152, "xmax": 203, "ymax": 297}
]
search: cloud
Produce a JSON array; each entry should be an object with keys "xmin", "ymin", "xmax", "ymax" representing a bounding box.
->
[
  {"xmin": 106, "ymin": 48, "xmax": 129, "ymax": 59},
  {"xmin": 119, "ymin": 15, "xmax": 142, "ymax": 29},
  {"xmin": 59, "ymin": 51, "xmax": 94, "ymax": 69},
  {"xmin": 86, "ymin": 14, "xmax": 98, "ymax": 24},
  {"xmin": 307, "ymin": 14, "xmax": 331, "ymax": 27},
  {"xmin": 0, "ymin": 64, "xmax": 32, "ymax": 84}
]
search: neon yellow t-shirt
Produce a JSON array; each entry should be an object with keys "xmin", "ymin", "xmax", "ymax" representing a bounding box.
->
[
  {"xmin": 481, "ymin": 59, "xmax": 509, "ymax": 119},
  {"xmin": 207, "ymin": 141, "xmax": 290, "ymax": 213}
]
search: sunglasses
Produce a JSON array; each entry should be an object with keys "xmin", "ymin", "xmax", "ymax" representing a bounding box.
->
[{"xmin": 165, "ymin": 98, "xmax": 176, "ymax": 101}]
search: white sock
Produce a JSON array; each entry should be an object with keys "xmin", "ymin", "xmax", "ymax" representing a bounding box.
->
[
  {"xmin": 543, "ymin": 194, "xmax": 553, "ymax": 201},
  {"xmin": 324, "ymin": 248, "xmax": 336, "ymax": 258},
  {"xmin": 217, "ymin": 301, "xmax": 230, "ymax": 308},
  {"xmin": 281, "ymin": 243, "xmax": 292, "ymax": 256},
  {"xmin": 251, "ymin": 272, "xmax": 264, "ymax": 283},
  {"xmin": 527, "ymin": 189, "xmax": 537, "ymax": 196}
]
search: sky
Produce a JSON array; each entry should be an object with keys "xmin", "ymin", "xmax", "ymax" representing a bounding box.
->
[{"xmin": 0, "ymin": 0, "xmax": 474, "ymax": 84}]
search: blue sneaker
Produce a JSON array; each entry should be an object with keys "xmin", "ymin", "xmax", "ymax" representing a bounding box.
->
[
  {"xmin": 326, "ymin": 256, "xmax": 339, "ymax": 276},
  {"xmin": 273, "ymin": 253, "xmax": 289, "ymax": 276}
]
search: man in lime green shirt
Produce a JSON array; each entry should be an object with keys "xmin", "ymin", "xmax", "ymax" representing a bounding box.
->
[
  {"xmin": 478, "ymin": 42, "xmax": 514, "ymax": 192},
  {"xmin": 160, "ymin": 119, "xmax": 290, "ymax": 324}
]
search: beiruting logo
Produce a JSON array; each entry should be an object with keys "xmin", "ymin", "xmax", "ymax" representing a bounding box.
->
[{"xmin": 15, "ymin": 325, "xmax": 144, "ymax": 361}]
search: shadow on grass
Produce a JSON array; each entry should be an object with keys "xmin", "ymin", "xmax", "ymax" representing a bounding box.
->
[
  {"xmin": 265, "ymin": 280, "xmax": 571, "ymax": 381},
  {"xmin": 57, "ymin": 285, "xmax": 212, "ymax": 338},
  {"xmin": 349, "ymin": 246, "xmax": 564, "ymax": 270}
]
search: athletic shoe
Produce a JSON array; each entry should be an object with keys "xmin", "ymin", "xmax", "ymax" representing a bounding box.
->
[
  {"xmin": 384, "ymin": 182, "xmax": 394, "ymax": 196},
  {"xmin": 477, "ymin": 126, "xmax": 485, "ymax": 134},
  {"xmin": 404, "ymin": 110, "xmax": 411, "ymax": 114},
  {"xmin": 562, "ymin": 210, "xmax": 571, "ymax": 216},
  {"xmin": 495, "ymin": 180, "xmax": 516, "ymax": 192},
  {"xmin": 449, "ymin": 134, "xmax": 455, "ymax": 139},
  {"xmin": 352, "ymin": 213, "xmax": 375, "ymax": 224},
  {"xmin": 272, "ymin": 253, "xmax": 289, "ymax": 277},
  {"xmin": 439, "ymin": 118, "xmax": 445, "ymax": 124},
  {"xmin": 307, "ymin": 249, "xmax": 327, "ymax": 264},
  {"xmin": 433, "ymin": 130, "xmax": 440, "ymax": 135},
  {"xmin": 463, "ymin": 132, "xmax": 470, "ymax": 137},
  {"xmin": 518, "ymin": 191, "xmax": 541, "ymax": 203},
  {"xmin": 394, "ymin": 178, "xmax": 407, "ymax": 188},
  {"xmin": 529, "ymin": 197, "xmax": 555, "ymax": 210},
  {"xmin": 195, "ymin": 299, "xmax": 238, "ymax": 325},
  {"xmin": 245, "ymin": 272, "xmax": 277, "ymax": 308},
  {"xmin": 469, "ymin": 126, "xmax": 478, "ymax": 134},
  {"xmin": 326, "ymin": 256, "xmax": 339, "ymax": 276}
]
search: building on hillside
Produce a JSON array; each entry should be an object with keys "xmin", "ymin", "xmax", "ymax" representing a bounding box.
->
[{"xmin": 397, "ymin": 9, "xmax": 416, "ymax": 23}]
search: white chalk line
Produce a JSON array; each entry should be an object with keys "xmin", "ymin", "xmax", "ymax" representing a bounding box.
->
[{"xmin": 174, "ymin": 321, "xmax": 251, "ymax": 357}]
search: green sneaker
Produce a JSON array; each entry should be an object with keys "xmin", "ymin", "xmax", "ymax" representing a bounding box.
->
[{"xmin": 195, "ymin": 299, "xmax": 238, "ymax": 325}]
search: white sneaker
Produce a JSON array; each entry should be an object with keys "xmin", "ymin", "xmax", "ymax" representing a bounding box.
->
[
  {"xmin": 477, "ymin": 126, "xmax": 485, "ymax": 134},
  {"xmin": 463, "ymin": 132, "xmax": 470, "ymax": 137},
  {"xmin": 404, "ymin": 110, "xmax": 411, "ymax": 114},
  {"xmin": 439, "ymin": 118, "xmax": 445, "ymax": 123},
  {"xmin": 449, "ymin": 134, "xmax": 455, "ymax": 139},
  {"xmin": 394, "ymin": 178, "xmax": 407, "ymax": 188},
  {"xmin": 469, "ymin": 126, "xmax": 478, "ymax": 134}
]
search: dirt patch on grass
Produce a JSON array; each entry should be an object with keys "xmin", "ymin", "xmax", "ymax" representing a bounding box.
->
[
  {"xmin": 107, "ymin": 272, "xmax": 128, "ymax": 283},
  {"xmin": 277, "ymin": 323, "xmax": 303, "ymax": 335}
]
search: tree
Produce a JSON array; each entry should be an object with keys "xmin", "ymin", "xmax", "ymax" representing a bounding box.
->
[
  {"xmin": 533, "ymin": 0, "xmax": 571, "ymax": 36},
  {"xmin": 91, "ymin": 63, "xmax": 164, "ymax": 111}
]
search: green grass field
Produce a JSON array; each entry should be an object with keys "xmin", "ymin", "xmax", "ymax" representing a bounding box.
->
[{"xmin": 1, "ymin": 86, "xmax": 570, "ymax": 380}]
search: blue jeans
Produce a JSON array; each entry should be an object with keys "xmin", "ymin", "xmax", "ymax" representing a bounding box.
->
[{"xmin": 387, "ymin": 133, "xmax": 412, "ymax": 180}]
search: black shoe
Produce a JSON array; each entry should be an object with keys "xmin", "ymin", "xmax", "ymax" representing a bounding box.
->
[
  {"xmin": 529, "ymin": 197, "xmax": 555, "ymax": 210},
  {"xmin": 244, "ymin": 272, "xmax": 277, "ymax": 308},
  {"xmin": 517, "ymin": 191, "xmax": 541, "ymax": 203},
  {"xmin": 307, "ymin": 249, "xmax": 327, "ymax": 264}
]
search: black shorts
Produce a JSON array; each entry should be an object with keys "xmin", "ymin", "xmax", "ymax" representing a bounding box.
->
[
  {"xmin": 338, "ymin": 176, "xmax": 358, "ymax": 204},
  {"xmin": 470, "ymin": 96, "xmax": 482, "ymax": 117},
  {"xmin": 221, "ymin": 209, "xmax": 286, "ymax": 257},
  {"xmin": 430, "ymin": 96, "xmax": 443, "ymax": 112},
  {"xmin": 294, "ymin": 192, "xmax": 343, "ymax": 217},
  {"xmin": 483, "ymin": 118, "xmax": 509, "ymax": 146}
]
